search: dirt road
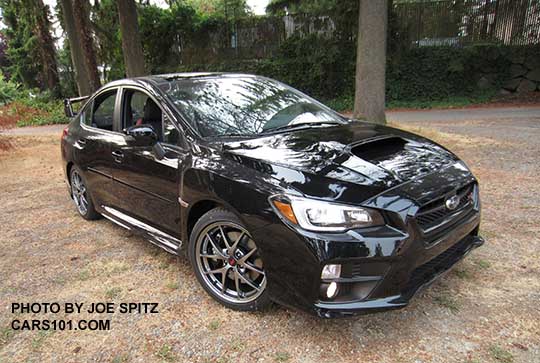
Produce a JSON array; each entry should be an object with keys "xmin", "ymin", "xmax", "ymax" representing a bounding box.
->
[{"xmin": 0, "ymin": 110, "xmax": 539, "ymax": 363}]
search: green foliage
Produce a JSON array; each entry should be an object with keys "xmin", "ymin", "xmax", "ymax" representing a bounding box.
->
[
  {"xmin": 13, "ymin": 94, "xmax": 67, "ymax": 127},
  {"xmin": 489, "ymin": 345, "xmax": 514, "ymax": 363},
  {"xmin": 0, "ymin": 86, "xmax": 68, "ymax": 127},
  {"xmin": 176, "ymin": 41, "xmax": 539, "ymax": 111},
  {"xmin": 186, "ymin": 0, "xmax": 251, "ymax": 19},
  {"xmin": 0, "ymin": 72, "xmax": 22, "ymax": 105},
  {"xmin": 139, "ymin": 3, "xmax": 198, "ymax": 73},
  {"xmin": 175, "ymin": 35, "xmax": 355, "ymax": 101},
  {"xmin": 56, "ymin": 42, "xmax": 78, "ymax": 97},
  {"xmin": 93, "ymin": 0, "xmax": 125, "ymax": 82},
  {"xmin": 0, "ymin": 0, "xmax": 41, "ymax": 89}
]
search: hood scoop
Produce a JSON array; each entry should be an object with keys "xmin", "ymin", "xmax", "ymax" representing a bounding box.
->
[
  {"xmin": 351, "ymin": 136, "xmax": 408, "ymax": 161},
  {"xmin": 350, "ymin": 136, "xmax": 452, "ymax": 182}
]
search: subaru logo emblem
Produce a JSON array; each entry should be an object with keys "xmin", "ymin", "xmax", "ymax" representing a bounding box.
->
[{"xmin": 445, "ymin": 195, "xmax": 460, "ymax": 210}]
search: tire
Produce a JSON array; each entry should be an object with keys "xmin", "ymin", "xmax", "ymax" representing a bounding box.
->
[
  {"xmin": 188, "ymin": 208, "xmax": 271, "ymax": 311},
  {"xmin": 69, "ymin": 166, "xmax": 100, "ymax": 220}
]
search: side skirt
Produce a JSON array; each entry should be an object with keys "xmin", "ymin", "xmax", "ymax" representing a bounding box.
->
[{"xmin": 101, "ymin": 206, "xmax": 182, "ymax": 255}]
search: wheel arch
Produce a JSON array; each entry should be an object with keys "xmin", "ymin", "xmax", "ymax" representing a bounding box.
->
[
  {"xmin": 186, "ymin": 199, "xmax": 224, "ymax": 241},
  {"xmin": 183, "ymin": 195, "xmax": 264, "ymax": 245},
  {"xmin": 66, "ymin": 161, "xmax": 74, "ymax": 184}
]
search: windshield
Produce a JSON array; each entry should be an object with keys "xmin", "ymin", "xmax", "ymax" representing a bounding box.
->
[{"xmin": 158, "ymin": 76, "xmax": 346, "ymax": 137}]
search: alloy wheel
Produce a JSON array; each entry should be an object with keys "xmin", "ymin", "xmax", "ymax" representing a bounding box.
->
[
  {"xmin": 195, "ymin": 222, "xmax": 266, "ymax": 304},
  {"xmin": 71, "ymin": 170, "xmax": 89, "ymax": 215}
]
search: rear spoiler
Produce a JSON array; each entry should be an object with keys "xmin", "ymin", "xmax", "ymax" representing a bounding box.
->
[{"xmin": 63, "ymin": 96, "xmax": 89, "ymax": 118}]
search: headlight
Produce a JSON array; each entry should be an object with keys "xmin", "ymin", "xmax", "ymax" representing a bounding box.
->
[{"xmin": 270, "ymin": 195, "xmax": 384, "ymax": 232}]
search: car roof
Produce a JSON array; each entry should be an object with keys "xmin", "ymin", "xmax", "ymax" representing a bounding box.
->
[{"xmin": 102, "ymin": 72, "xmax": 258, "ymax": 90}]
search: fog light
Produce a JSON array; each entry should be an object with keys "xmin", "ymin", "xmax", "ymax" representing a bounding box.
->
[
  {"xmin": 321, "ymin": 264, "xmax": 341, "ymax": 279},
  {"xmin": 326, "ymin": 282, "xmax": 338, "ymax": 299}
]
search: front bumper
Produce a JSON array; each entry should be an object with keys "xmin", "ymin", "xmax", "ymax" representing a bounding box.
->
[
  {"xmin": 250, "ymin": 197, "xmax": 483, "ymax": 318},
  {"xmin": 314, "ymin": 233, "xmax": 484, "ymax": 317}
]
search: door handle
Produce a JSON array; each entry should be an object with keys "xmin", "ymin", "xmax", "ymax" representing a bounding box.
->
[
  {"xmin": 78, "ymin": 138, "xmax": 87, "ymax": 146},
  {"xmin": 112, "ymin": 150, "xmax": 124, "ymax": 163}
]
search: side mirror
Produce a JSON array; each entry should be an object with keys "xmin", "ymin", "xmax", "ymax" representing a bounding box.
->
[{"xmin": 125, "ymin": 124, "xmax": 158, "ymax": 146}]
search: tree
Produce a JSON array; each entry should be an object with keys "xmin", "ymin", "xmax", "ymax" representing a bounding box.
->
[
  {"xmin": 186, "ymin": 0, "xmax": 251, "ymax": 18},
  {"xmin": 353, "ymin": 0, "xmax": 387, "ymax": 124},
  {"xmin": 33, "ymin": 0, "xmax": 61, "ymax": 96},
  {"xmin": 59, "ymin": 0, "xmax": 93, "ymax": 95},
  {"xmin": 0, "ymin": 0, "xmax": 60, "ymax": 95},
  {"xmin": 72, "ymin": 0, "xmax": 101, "ymax": 92},
  {"xmin": 91, "ymin": 0, "xmax": 124, "ymax": 82},
  {"xmin": 117, "ymin": 0, "xmax": 146, "ymax": 77}
]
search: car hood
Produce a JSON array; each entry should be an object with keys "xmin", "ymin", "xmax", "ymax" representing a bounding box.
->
[{"xmin": 221, "ymin": 122, "xmax": 465, "ymax": 204}]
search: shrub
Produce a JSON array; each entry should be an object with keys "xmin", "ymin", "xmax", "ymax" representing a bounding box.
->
[
  {"xmin": 173, "ymin": 42, "xmax": 540, "ymax": 110},
  {"xmin": 0, "ymin": 89, "xmax": 68, "ymax": 127},
  {"xmin": 0, "ymin": 72, "xmax": 23, "ymax": 106}
]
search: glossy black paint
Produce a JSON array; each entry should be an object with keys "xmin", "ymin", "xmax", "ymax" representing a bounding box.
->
[{"xmin": 61, "ymin": 73, "xmax": 483, "ymax": 317}]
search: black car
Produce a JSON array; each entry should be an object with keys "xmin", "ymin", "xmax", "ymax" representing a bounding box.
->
[{"xmin": 61, "ymin": 73, "xmax": 484, "ymax": 317}]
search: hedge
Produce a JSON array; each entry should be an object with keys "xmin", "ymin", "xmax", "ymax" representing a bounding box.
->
[{"xmin": 174, "ymin": 38, "xmax": 540, "ymax": 107}]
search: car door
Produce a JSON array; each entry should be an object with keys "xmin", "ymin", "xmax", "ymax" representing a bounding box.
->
[
  {"xmin": 111, "ymin": 87, "xmax": 185, "ymax": 237},
  {"xmin": 74, "ymin": 88, "xmax": 125, "ymax": 209}
]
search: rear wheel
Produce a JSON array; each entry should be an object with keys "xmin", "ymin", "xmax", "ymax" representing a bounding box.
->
[
  {"xmin": 70, "ymin": 166, "xmax": 100, "ymax": 220},
  {"xmin": 188, "ymin": 208, "xmax": 270, "ymax": 311}
]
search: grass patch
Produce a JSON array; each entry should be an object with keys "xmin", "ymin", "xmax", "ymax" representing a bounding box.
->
[
  {"xmin": 474, "ymin": 259, "xmax": 491, "ymax": 270},
  {"xmin": 230, "ymin": 339, "xmax": 246, "ymax": 352},
  {"xmin": 433, "ymin": 294, "xmax": 461, "ymax": 313},
  {"xmin": 111, "ymin": 353, "xmax": 129, "ymax": 363},
  {"xmin": 31, "ymin": 330, "xmax": 52, "ymax": 350},
  {"xmin": 165, "ymin": 281, "xmax": 179, "ymax": 290},
  {"xmin": 53, "ymin": 276, "xmax": 67, "ymax": 286},
  {"xmin": 489, "ymin": 345, "xmax": 514, "ymax": 363},
  {"xmin": 454, "ymin": 268, "xmax": 472, "ymax": 280},
  {"xmin": 479, "ymin": 228, "xmax": 497, "ymax": 240},
  {"xmin": 78, "ymin": 269, "xmax": 90, "ymax": 281},
  {"xmin": 208, "ymin": 320, "xmax": 220, "ymax": 331},
  {"xmin": 103, "ymin": 261, "xmax": 130, "ymax": 276},
  {"xmin": 1, "ymin": 286, "xmax": 17, "ymax": 294},
  {"xmin": 156, "ymin": 344, "xmax": 175, "ymax": 361},
  {"xmin": 85, "ymin": 261, "xmax": 129, "ymax": 279},
  {"xmin": 275, "ymin": 351, "xmax": 291, "ymax": 362},
  {"xmin": 158, "ymin": 261, "xmax": 170, "ymax": 270},
  {"xmin": 0, "ymin": 325, "xmax": 15, "ymax": 346},
  {"xmin": 105, "ymin": 287, "xmax": 122, "ymax": 299}
]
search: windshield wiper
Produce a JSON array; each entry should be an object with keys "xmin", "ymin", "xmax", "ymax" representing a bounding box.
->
[{"xmin": 261, "ymin": 121, "xmax": 343, "ymax": 134}]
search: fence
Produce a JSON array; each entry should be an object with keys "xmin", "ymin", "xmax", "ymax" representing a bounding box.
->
[
  {"xmin": 177, "ymin": 0, "xmax": 540, "ymax": 65},
  {"xmin": 394, "ymin": 0, "xmax": 540, "ymax": 47}
]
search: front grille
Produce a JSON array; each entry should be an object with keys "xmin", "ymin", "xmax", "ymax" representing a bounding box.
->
[
  {"xmin": 403, "ymin": 235, "xmax": 473, "ymax": 297},
  {"xmin": 415, "ymin": 183, "xmax": 475, "ymax": 231}
]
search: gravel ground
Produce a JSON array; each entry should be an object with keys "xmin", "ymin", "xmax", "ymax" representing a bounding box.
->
[{"xmin": 0, "ymin": 111, "xmax": 539, "ymax": 363}]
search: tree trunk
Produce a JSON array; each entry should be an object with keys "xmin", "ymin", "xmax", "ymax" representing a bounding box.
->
[
  {"xmin": 59, "ymin": 0, "xmax": 92, "ymax": 96},
  {"xmin": 353, "ymin": 0, "xmax": 388, "ymax": 124},
  {"xmin": 72, "ymin": 0, "xmax": 101, "ymax": 92},
  {"xmin": 34, "ymin": 0, "xmax": 60, "ymax": 96},
  {"xmin": 117, "ymin": 0, "xmax": 146, "ymax": 77}
]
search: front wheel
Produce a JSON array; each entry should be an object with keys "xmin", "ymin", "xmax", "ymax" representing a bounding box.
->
[{"xmin": 188, "ymin": 208, "xmax": 271, "ymax": 311}]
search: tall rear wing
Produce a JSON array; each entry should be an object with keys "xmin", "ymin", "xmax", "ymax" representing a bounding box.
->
[{"xmin": 63, "ymin": 96, "xmax": 89, "ymax": 118}]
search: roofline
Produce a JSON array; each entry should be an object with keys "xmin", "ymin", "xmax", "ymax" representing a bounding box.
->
[{"xmin": 77, "ymin": 72, "xmax": 263, "ymax": 99}]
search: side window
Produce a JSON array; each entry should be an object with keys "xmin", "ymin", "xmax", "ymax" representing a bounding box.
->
[
  {"xmin": 122, "ymin": 89, "xmax": 181, "ymax": 144},
  {"xmin": 81, "ymin": 102, "xmax": 93, "ymax": 126},
  {"xmin": 90, "ymin": 90, "xmax": 117, "ymax": 131},
  {"xmin": 163, "ymin": 115, "xmax": 180, "ymax": 145},
  {"xmin": 123, "ymin": 91, "xmax": 147, "ymax": 129}
]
